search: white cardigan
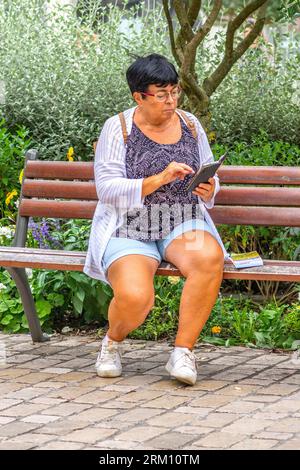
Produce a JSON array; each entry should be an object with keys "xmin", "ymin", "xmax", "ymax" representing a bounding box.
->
[{"xmin": 83, "ymin": 107, "xmax": 229, "ymax": 286}]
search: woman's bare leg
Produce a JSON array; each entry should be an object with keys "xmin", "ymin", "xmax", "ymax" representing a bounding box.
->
[{"xmin": 106, "ymin": 255, "xmax": 159, "ymax": 341}]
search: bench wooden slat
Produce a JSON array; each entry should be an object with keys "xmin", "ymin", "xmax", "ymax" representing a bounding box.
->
[
  {"xmin": 19, "ymin": 199, "xmax": 300, "ymax": 225},
  {"xmin": 24, "ymin": 161, "xmax": 300, "ymax": 185},
  {"xmin": 25, "ymin": 161, "xmax": 94, "ymax": 180},
  {"xmin": 215, "ymin": 187, "xmax": 300, "ymax": 207},
  {"xmin": 22, "ymin": 180, "xmax": 98, "ymax": 200},
  {"xmin": 22, "ymin": 182, "xmax": 300, "ymax": 207},
  {"xmin": 218, "ymin": 166, "xmax": 300, "ymax": 185},
  {"xmin": 1, "ymin": 247, "xmax": 300, "ymax": 281},
  {"xmin": 20, "ymin": 199, "xmax": 97, "ymax": 219},
  {"xmin": 209, "ymin": 206, "xmax": 300, "ymax": 226}
]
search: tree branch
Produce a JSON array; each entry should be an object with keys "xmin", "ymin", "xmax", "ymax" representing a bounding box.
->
[
  {"xmin": 173, "ymin": 0, "xmax": 195, "ymax": 44},
  {"xmin": 162, "ymin": 0, "xmax": 182, "ymax": 66},
  {"xmin": 225, "ymin": 0, "xmax": 268, "ymax": 60},
  {"xmin": 187, "ymin": 0, "xmax": 202, "ymax": 29},
  {"xmin": 181, "ymin": 69, "xmax": 208, "ymax": 103},
  {"xmin": 234, "ymin": 8, "xmax": 266, "ymax": 60},
  {"xmin": 204, "ymin": 0, "xmax": 269, "ymax": 96},
  {"xmin": 183, "ymin": 0, "xmax": 222, "ymax": 74}
]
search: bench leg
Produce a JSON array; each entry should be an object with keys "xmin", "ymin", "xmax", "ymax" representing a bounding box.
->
[{"xmin": 7, "ymin": 267, "xmax": 49, "ymax": 343}]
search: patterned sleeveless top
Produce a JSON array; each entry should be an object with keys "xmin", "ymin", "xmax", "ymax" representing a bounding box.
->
[{"xmin": 113, "ymin": 117, "xmax": 203, "ymax": 241}]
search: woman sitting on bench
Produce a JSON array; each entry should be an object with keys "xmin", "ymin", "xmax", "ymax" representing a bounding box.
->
[{"xmin": 84, "ymin": 53, "xmax": 227, "ymax": 385}]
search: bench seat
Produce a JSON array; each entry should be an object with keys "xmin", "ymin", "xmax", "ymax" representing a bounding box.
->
[{"xmin": 1, "ymin": 246, "xmax": 300, "ymax": 282}]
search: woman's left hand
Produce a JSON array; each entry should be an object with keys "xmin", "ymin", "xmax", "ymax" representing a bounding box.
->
[{"xmin": 192, "ymin": 177, "xmax": 215, "ymax": 202}]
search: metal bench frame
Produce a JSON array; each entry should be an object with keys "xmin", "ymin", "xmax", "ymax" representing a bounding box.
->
[{"xmin": 1, "ymin": 149, "xmax": 300, "ymax": 342}]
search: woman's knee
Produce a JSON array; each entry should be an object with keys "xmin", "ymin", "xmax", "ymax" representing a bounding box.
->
[
  {"xmin": 196, "ymin": 245, "xmax": 223, "ymax": 272},
  {"xmin": 184, "ymin": 239, "xmax": 224, "ymax": 276},
  {"xmin": 114, "ymin": 284, "xmax": 155, "ymax": 313},
  {"xmin": 204, "ymin": 242, "xmax": 224, "ymax": 267},
  {"xmin": 107, "ymin": 255, "xmax": 158, "ymax": 312}
]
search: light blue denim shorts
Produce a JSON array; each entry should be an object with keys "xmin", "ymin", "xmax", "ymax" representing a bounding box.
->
[{"xmin": 102, "ymin": 218, "xmax": 216, "ymax": 273}]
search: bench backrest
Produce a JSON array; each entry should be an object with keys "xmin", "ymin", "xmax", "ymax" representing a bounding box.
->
[{"xmin": 21, "ymin": 155, "xmax": 300, "ymax": 227}]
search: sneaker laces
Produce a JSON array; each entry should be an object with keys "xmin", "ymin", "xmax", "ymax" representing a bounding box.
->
[
  {"xmin": 99, "ymin": 341, "xmax": 120, "ymax": 364},
  {"xmin": 177, "ymin": 349, "xmax": 197, "ymax": 371}
]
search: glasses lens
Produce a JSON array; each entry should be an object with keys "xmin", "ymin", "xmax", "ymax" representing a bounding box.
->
[
  {"xmin": 156, "ymin": 93, "xmax": 167, "ymax": 101},
  {"xmin": 171, "ymin": 90, "xmax": 180, "ymax": 99},
  {"xmin": 155, "ymin": 88, "xmax": 181, "ymax": 102}
]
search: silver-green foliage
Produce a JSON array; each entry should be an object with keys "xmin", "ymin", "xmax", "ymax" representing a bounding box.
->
[
  {"xmin": 0, "ymin": 0, "xmax": 169, "ymax": 159},
  {"xmin": 211, "ymin": 31, "xmax": 300, "ymax": 145},
  {"xmin": 0, "ymin": 1, "xmax": 299, "ymax": 157},
  {"xmin": 192, "ymin": 24, "xmax": 300, "ymax": 145}
]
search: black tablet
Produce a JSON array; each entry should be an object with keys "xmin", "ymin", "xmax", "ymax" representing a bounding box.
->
[{"xmin": 186, "ymin": 152, "xmax": 228, "ymax": 192}]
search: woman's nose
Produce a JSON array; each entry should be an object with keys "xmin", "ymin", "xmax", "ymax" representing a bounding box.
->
[{"xmin": 166, "ymin": 93, "xmax": 175, "ymax": 103}]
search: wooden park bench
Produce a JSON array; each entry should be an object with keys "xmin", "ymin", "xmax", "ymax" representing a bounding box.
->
[{"xmin": 1, "ymin": 149, "xmax": 300, "ymax": 342}]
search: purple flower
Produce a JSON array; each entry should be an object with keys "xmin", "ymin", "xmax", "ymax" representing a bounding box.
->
[{"xmin": 28, "ymin": 218, "xmax": 62, "ymax": 249}]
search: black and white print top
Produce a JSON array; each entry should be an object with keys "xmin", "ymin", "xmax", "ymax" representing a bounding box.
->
[{"xmin": 113, "ymin": 119, "xmax": 203, "ymax": 240}]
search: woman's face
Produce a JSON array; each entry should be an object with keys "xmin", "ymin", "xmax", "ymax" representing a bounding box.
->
[{"xmin": 133, "ymin": 83, "xmax": 179, "ymax": 121}]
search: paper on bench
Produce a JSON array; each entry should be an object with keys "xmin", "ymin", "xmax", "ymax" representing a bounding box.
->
[{"xmin": 229, "ymin": 251, "xmax": 264, "ymax": 269}]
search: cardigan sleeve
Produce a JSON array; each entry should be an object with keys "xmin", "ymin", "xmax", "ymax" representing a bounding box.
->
[
  {"xmin": 185, "ymin": 113, "xmax": 220, "ymax": 210},
  {"xmin": 94, "ymin": 115, "xmax": 145, "ymax": 210}
]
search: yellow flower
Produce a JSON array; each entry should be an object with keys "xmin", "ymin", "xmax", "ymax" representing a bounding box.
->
[
  {"xmin": 208, "ymin": 131, "xmax": 216, "ymax": 143},
  {"xmin": 211, "ymin": 326, "xmax": 221, "ymax": 335},
  {"xmin": 67, "ymin": 146, "xmax": 74, "ymax": 161},
  {"xmin": 168, "ymin": 276, "xmax": 180, "ymax": 285},
  {"xmin": 5, "ymin": 189, "xmax": 18, "ymax": 206},
  {"xmin": 19, "ymin": 169, "xmax": 24, "ymax": 185}
]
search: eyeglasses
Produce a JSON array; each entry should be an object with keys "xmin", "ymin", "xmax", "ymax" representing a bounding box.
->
[{"xmin": 140, "ymin": 87, "xmax": 182, "ymax": 102}]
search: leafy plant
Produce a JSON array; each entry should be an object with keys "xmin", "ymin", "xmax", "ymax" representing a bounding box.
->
[
  {"xmin": 283, "ymin": 304, "xmax": 300, "ymax": 334},
  {"xmin": 0, "ymin": 1, "xmax": 299, "ymax": 161},
  {"xmin": 201, "ymin": 295, "xmax": 300, "ymax": 350},
  {"xmin": 210, "ymin": 30, "xmax": 300, "ymax": 146},
  {"xmin": 0, "ymin": 118, "xmax": 31, "ymax": 219},
  {"xmin": 212, "ymin": 130, "xmax": 300, "ymax": 166},
  {"xmin": 0, "ymin": 0, "xmax": 169, "ymax": 160},
  {"xmin": 0, "ymin": 217, "xmax": 113, "ymax": 333}
]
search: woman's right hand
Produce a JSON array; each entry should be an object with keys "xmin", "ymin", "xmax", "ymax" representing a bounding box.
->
[{"xmin": 159, "ymin": 161, "xmax": 195, "ymax": 186}]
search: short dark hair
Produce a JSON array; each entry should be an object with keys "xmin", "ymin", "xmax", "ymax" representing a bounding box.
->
[{"xmin": 126, "ymin": 53, "xmax": 179, "ymax": 95}]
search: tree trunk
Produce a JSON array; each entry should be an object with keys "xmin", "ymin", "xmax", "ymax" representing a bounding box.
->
[
  {"xmin": 163, "ymin": 0, "xmax": 269, "ymax": 135},
  {"xmin": 179, "ymin": 73, "xmax": 211, "ymax": 132}
]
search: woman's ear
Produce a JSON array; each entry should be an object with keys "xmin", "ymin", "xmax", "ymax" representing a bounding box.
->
[{"xmin": 133, "ymin": 91, "xmax": 143, "ymax": 106}]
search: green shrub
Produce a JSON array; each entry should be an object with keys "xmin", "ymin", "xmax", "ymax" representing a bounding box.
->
[
  {"xmin": 209, "ymin": 30, "xmax": 300, "ymax": 146},
  {"xmin": 201, "ymin": 295, "xmax": 300, "ymax": 349},
  {"xmin": 0, "ymin": 264, "xmax": 113, "ymax": 334},
  {"xmin": 0, "ymin": 0, "xmax": 169, "ymax": 160},
  {"xmin": 283, "ymin": 304, "xmax": 300, "ymax": 334},
  {"xmin": 0, "ymin": 218, "xmax": 113, "ymax": 333},
  {"xmin": 0, "ymin": 118, "xmax": 31, "ymax": 219},
  {"xmin": 0, "ymin": 1, "xmax": 299, "ymax": 161},
  {"xmin": 130, "ymin": 281, "xmax": 300, "ymax": 349},
  {"xmin": 212, "ymin": 130, "xmax": 300, "ymax": 166}
]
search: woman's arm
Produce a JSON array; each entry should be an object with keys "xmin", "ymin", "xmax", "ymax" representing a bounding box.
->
[
  {"xmin": 94, "ymin": 116, "xmax": 145, "ymax": 210},
  {"xmin": 185, "ymin": 112, "xmax": 220, "ymax": 209}
]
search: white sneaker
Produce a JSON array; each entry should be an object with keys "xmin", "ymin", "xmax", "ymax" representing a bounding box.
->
[
  {"xmin": 166, "ymin": 347, "xmax": 197, "ymax": 385},
  {"xmin": 95, "ymin": 335, "xmax": 122, "ymax": 378}
]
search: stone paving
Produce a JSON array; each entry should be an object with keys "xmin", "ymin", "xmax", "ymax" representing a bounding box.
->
[{"xmin": 0, "ymin": 332, "xmax": 299, "ymax": 450}]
